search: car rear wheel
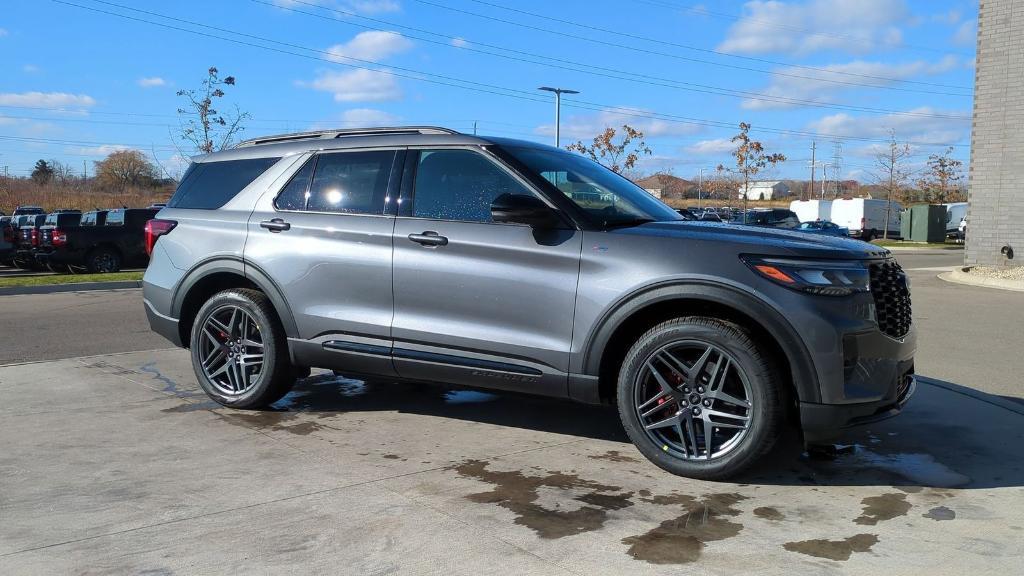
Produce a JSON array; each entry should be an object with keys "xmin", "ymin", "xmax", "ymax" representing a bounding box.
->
[
  {"xmin": 86, "ymin": 248, "xmax": 121, "ymax": 273},
  {"xmin": 616, "ymin": 316, "xmax": 784, "ymax": 480},
  {"xmin": 190, "ymin": 288, "xmax": 295, "ymax": 409}
]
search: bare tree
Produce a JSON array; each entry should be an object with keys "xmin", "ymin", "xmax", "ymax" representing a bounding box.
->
[
  {"xmin": 176, "ymin": 67, "xmax": 250, "ymax": 154},
  {"xmin": 49, "ymin": 159, "xmax": 77, "ymax": 186},
  {"xmin": 873, "ymin": 130, "xmax": 914, "ymax": 240},
  {"xmin": 916, "ymin": 146, "xmax": 964, "ymax": 203},
  {"xmin": 718, "ymin": 122, "xmax": 786, "ymax": 222},
  {"xmin": 94, "ymin": 150, "xmax": 158, "ymax": 191},
  {"xmin": 567, "ymin": 125, "xmax": 651, "ymax": 174}
]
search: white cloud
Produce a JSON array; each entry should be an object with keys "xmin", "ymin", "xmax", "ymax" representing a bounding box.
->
[
  {"xmin": 933, "ymin": 9, "xmax": 961, "ymax": 25},
  {"xmin": 22, "ymin": 64, "xmax": 39, "ymax": 74},
  {"xmin": 0, "ymin": 91, "xmax": 96, "ymax": 108},
  {"xmin": 72, "ymin": 144, "xmax": 135, "ymax": 156},
  {"xmin": 806, "ymin": 107, "xmax": 971, "ymax": 147},
  {"xmin": 305, "ymin": 68, "xmax": 402, "ymax": 102},
  {"xmin": 741, "ymin": 57, "xmax": 961, "ymax": 110},
  {"xmin": 272, "ymin": 0, "xmax": 400, "ymax": 12},
  {"xmin": 718, "ymin": 0, "xmax": 909, "ymax": 56},
  {"xmin": 0, "ymin": 28, "xmax": 8, "ymax": 37},
  {"xmin": 953, "ymin": 19, "xmax": 976, "ymax": 46},
  {"xmin": 326, "ymin": 31, "xmax": 412, "ymax": 62},
  {"xmin": 536, "ymin": 107, "xmax": 703, "ymax": 140},
  {"xmin": 450, "ymin": 37, "xmax": 469, "ymax": 48},
  {"xmin": 684, "ymin": 138, "xmax": 736, "ymax": 155},
  {"xmin": 339, "ymin": 107, "xmax": 400, "ymax": 125},
  {"xmin": 138, "ymin": 77, "xmax": 166, "ymax": 88}
]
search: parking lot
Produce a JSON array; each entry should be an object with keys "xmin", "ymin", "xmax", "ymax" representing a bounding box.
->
[{"xmin": 1, "ymin": 250, "xmax": 1022, "ymax": 574}]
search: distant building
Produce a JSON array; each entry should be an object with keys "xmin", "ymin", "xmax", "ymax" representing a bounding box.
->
[
  {"xmin": 643, "ymin": 188, "xmax": 663, "ymax": 199},
  {"xmin": 739, "ymin": 181, "xmax": 790, "ymax": 200},
  {"xmin": 634, "ymin": 174, "xmax": 693, "ymax": 199}
]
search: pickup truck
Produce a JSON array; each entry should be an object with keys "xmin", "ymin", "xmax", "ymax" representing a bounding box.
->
[
  {"xmin": 14, "ymin": 213, "xmax": 50, "ymax": 269},
  {"xmin": 0, "ymin": 216, "xmax": 16, "ymax": 266},
  {"xmin": 37, "ymin": 208, "xmax": 158, "ymax": 273},
  {"xmin": 35, "ymin": 211, "xmax": 86, "ymax": 272}
]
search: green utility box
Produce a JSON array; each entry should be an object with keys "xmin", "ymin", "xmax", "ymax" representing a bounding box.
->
[{"xmin": 901, "ymin": 205, "xmax": 947, "ymax": 243}]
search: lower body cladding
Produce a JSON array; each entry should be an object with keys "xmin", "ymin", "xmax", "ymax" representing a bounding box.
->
[
  {"xmin": 290, "ymin": 335, "xmax": 574, "ymax": 398},
  {"xmin": 800, "ymin": 327, "xmax": 917, "ymax": 443}
]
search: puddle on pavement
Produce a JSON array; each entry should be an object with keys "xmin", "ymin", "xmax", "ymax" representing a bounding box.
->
[
  {"xmin": 588, "ymin": 450, "xmax": 640, "ymax": 463},
  {"xmin": 924, "ymin": 505, "xmax": 957, "ymax": 521},
  {"xmin": 137, "ymin": 362, "xmax": 205, "ymax": 399},
  {"xmin": 824, "ymin": 447, "xmax": 972, "ymax": 488},
  {"xmin": 621, "ymin": 493, "xmax": 748, "ymax": 565},
  {"xmin": 161, "ymin": 401, "xmax": 220, "ymax": 413},
  {"xmin": 453, "ymin": 460, "xmax": 632, "ymax": 539},
  {"xmin": 854, "ymin": 493, "xmax": 912, "ymax": 525},
  {"xmin": 783, "ymin": 534, "xmax": 879, "ymax": 561},
  {"xmin": 753, "ymin": 506, "xmax": 785, "ymax": 521},
  {"xmin": 222, "ymin": 411, "xmax": 326, "ymax": 436}
]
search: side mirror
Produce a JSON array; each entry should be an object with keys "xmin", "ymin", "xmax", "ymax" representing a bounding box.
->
[{"xmin": 491, "ymin": 193, "xmax": 559, "ymax": 228}]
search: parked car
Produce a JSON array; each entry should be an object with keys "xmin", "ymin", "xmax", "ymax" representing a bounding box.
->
[
  {"xmin": 37, "ymin": 207, "xmax": 158, "ymax": 273},
  {"xmin": 675, "ymin": 208, "xmax": 697, "ymax": 221},
  {"xmin": 698, "ymin": 210, "xmax": 723, "ymax": 222},
  {"xmin": 0, "ymin": 216, "xmax": 16, "ymax": 266},
  {"xmin": 14, "ymin": 213, "xmax": 49, "ymax": 269},
  {"xmin": 35, "ymin": 211, "xmax": 85, "ymax": 271},
  {"xmin": 739, "ymin": 208, "xmax": 801, "ymax": 229},
  {"xmin": 943, "ymin": 202, "xmax": 968, "ymax": 239},
  {"xmin": 11, "ymin": 206, "xmax": 45, "ymax": 217},
  {"xmin": 830, "ymin": 198, "xmax": 903, "ymax": 240},
  {"xmin": 796, "ymin": 221, "xmax": 849, "ymax": 237},
  {"xmin": 143, "ymin": 127, "xmax": 915, "ymax": 480},
  {"xmin": 957, "ymin": 216, "xmax": 967, "ymax": 244}
]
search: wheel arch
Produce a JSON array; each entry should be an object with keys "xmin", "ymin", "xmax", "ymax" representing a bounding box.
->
[
  {"xmin": 171, "ymin": 257, "xmax": 298, "ymax": 347},
  {"xmin": 579, "ymin": 282, "xmax": 820, "ymax": 406}
]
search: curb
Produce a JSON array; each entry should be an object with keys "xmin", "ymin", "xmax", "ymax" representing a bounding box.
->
[
  {"xmin": 939, "ymin": 268, "xmax": 1024, "ymax": 293},
  {"xmin": 0, "ymin": 280, "xmax": 142, "ymax": 296}
]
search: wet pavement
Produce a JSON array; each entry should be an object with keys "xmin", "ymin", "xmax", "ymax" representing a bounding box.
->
[{"xmin": 0, "ymin": 349, "xmax": 1021, "ymax": 574}]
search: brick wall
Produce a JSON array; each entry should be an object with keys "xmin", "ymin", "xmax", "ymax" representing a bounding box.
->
[{"xmin": 967, "ymin": 0, "xmax": 1024, "ymax": 267}]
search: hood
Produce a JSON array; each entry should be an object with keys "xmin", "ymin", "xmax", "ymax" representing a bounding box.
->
[{"xmin": 613, "ymin": 221, "xmax": 891, "ymax": 260}]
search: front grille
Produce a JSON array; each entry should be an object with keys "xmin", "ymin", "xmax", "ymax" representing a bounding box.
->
[{"xmin": 869, "ymin": 260, "xmax": 912, "ymax": 339}]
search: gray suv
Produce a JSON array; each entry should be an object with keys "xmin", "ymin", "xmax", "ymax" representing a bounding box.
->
[{"xmin": 143, "ymin": 127, "xmax": 915, "ymax": 479}]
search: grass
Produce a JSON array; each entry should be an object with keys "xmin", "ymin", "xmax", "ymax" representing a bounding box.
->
[{"xmin": 0, "ymin": 271, "xmax": 143, "ymax": 289}]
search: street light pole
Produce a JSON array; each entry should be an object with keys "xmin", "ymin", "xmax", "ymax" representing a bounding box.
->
[
  {"xmin": 538, "ymin": 86, "xmax": 579, "ymax": 148},
  {"xmin": 698, "ymin": 168, "xmax": 704, "ymax": 210}
]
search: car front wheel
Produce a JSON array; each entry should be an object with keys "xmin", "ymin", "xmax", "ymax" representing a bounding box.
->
[
  {"xmin": 617, "ymin": 316, "xmax": 784, "ymax": 480},
  {"xmin": 190, "ymin": 288, "xmax": 295, "ymax": 409}
]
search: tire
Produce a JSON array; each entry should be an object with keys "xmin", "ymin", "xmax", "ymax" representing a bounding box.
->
[
  {"xmin": 616, "ymin": 316, "xmax": 784, "ymax": 480},
  {"xmin": 189, "ymin": 288, "xmax": 295, "ymax": 409},
  {"xmin": 86, "ymin": 248, "xmax": 121, "ymax": 273}
]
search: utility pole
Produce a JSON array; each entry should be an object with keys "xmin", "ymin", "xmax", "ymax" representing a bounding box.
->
[
  {"xmin": 831, "ymin": 140, "xmax": 842, "ymax": 197},
  {"xmin": 82, "ymin": 160, "xmax": 87, "ymax": 180},
  {"xmin": 697, "ymin": 168, "xmax": 704, "ymax": 210},
  {"xmin": 538, "ymin": 86, "xmax": 579, "ymax": 147},
  {"xmin": 808, "ymin": 141, "xmax": 816, "ymax": 201},
  {"xmin": 473, "ymin": 121, "xmax": 477, "ymax": 136}
]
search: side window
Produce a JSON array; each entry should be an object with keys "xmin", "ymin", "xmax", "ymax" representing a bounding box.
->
[
  {"xmin": 106, "ymin": 210, "xmax": 125, "ymax": 226},
  {"xmin": 167, "ymin": 157, "xmax": 281, "ymax": 210},
  {"xmin": 305, "ymin": 150, "xmax": 395, "ymax": 214},
  {"xmin": 411, "ymin": 149, "xmax": 533, "ymax": 222},
  {"xmin": 274, "ymin": 156, "xmax": 315, "ymax": 211}
]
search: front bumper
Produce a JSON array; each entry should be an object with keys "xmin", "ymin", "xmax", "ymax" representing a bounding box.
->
[{"xmin": 801, "ymin": 366, "xmax": 916, "ymax": 443}]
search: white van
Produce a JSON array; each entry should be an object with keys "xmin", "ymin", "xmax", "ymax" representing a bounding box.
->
[
  {"xmin": 789, "ymin": 199, "xmax": 833, "ymax": 223},
  {"xmin": 942, "ymin": 202, "xmax": 968, "ymax": 236},
  {"xmin": 830, "ymin": 198, "xmax": 903, "ymax": 240}
]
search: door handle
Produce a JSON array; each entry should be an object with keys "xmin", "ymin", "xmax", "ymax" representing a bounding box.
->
[
  {"xmin": 407, "ymin": 231, "xmax": 448, "ymax": 246},
  {"xmin": 260, "ymin": 218, "xmax": 291, "ymax": 232}
]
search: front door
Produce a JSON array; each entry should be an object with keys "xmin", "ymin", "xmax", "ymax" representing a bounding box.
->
[
  {"xmin": 245, "ymin": 149, "xmax": 402, "ymax": 375},
  {"xmin": 391, "ymin": 147, "xmax": 582, "ymax": 396}
]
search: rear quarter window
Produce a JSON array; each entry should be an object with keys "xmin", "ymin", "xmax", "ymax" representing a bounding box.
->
[
  {"xmin": 167, "ymin": 157, "xmax": 281, "ymax": 210},
  {"xmin": 106, "ymin": 210, "xmax": 125, "ymax": 226}
]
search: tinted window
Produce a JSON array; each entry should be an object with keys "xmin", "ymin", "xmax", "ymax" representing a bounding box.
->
[
  {"xmin": 304, "ymin": 150, "xmax": 395, "ymax": 214},
  {"xmin": 106, "ymin": 210, "xmax": 125, "ymax": 226},
  {"xmin": 273, "ymin": 156, "xmax": 315, "ymax": 211},
  {"xmin": 412, "ymin": 149, "xmax": 532, "ymax": 222},
  {"xmin": 167, "ymin": 157, "xmax": 280, "ymax": 210}
]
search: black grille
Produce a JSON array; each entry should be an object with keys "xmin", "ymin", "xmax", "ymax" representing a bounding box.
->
[{"xmin": 869, "ymin": 260, "xmax": 912, "ymax": 339}]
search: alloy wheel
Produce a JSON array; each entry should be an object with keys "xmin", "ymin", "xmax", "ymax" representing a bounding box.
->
[
  {"xmin": 199, "ymin": 305, "xmax": 265, "ymax": 395},
  {"xmin": 634, "ymin": 341, "xmax": 753, "ymax": 460}
]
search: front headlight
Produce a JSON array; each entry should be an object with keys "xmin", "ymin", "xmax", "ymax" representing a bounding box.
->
[{"xmin": 741, "ymin": 256, "xmax": 870, "ymax": 296}]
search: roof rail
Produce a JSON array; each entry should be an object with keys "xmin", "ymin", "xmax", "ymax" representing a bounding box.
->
[{"xmin": 235, "ymin": 126, "xmax": 461, "ymax": 148}]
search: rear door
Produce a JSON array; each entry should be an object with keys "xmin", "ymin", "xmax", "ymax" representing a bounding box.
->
[
  {"xmin": 390, "ymin": 147, "xmax": 582, "ymax": 396},
  {"xmin": 245, "ymin": 148, "xmax": 403, "ymax": 376}
]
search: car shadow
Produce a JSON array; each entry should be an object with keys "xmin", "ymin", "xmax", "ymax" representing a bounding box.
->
[{"xmin": 262, "ymin": 371, "xmax": 1024, "ymax": 490}]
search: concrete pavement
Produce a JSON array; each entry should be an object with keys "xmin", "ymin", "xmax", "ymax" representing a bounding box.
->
[{"xmin": 0, "ymin": 348, "xmax": 1021, "ymax": 574}]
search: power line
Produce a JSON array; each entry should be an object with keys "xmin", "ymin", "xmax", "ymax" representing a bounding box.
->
[
  {"xmin": 48, "ymin": 0, "xmax": 970, "ymax": 148},
  {"xmin": 260, "ymin": 0, "xmax": 969, "ymax": 119},
  {"xmin": 416, "ymin": 0, "xmax": 971, "ymax": 94},
  {"xmin": 630, "ymin": 0, "xmax": 974, "ymax": 57}
]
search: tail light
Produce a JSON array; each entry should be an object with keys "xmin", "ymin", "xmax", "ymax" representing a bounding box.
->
[
  {"xmin": 52, "ymin": 229, "xmax": 67, "ymax": 248},
  {"xmin": 144, "ymin": 219, "xmax": 177, "ymax": 257},
  {"xmin": 30, "ymin": 228, "xmax": 39, "ymax": 247}
]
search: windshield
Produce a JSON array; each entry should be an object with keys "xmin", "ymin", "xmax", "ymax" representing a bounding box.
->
[{"xmin": 502, "ymin": 146, "xmax": 681, "ymax": 227}]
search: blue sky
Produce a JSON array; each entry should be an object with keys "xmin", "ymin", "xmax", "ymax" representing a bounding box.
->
[{"xmin": 0, "ymin": 0, "xmax": 976, "ymax": 182}]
